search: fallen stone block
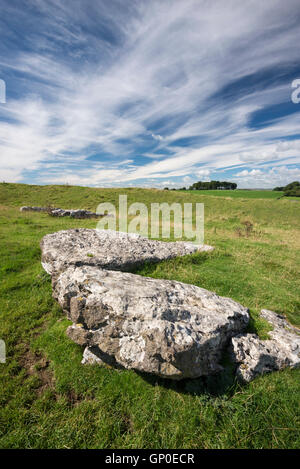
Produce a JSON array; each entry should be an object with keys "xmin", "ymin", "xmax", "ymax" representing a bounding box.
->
[
  {"xmin": 53, "ymin": 265, "xmax": 249, "ymax": 379},
  {"xmin": 20, "ymin": 206, "xmax": 105, "ymax": 219},
  {"xmin": 49, "ymin": 208, "xmax": 103, "ymax": 219},
  {"xmin": 41, "ymin": 228, "xmax": 214, "ymax": 277},
  {"xmin": 231, "ymin": 309, "xmax": 300, "ymax": 382},
  {"xmin": 20, "ymin": 206, "xmax": 53, "ymax": 212}
]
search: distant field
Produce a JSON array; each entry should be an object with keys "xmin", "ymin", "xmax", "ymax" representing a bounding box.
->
[
  {"xmin": 184, "ymin": 189, "xmax": 283, "ymax": 199},
  {"xmin": 0, "ymin": 182, "xmax": 299, "ymax": 449}
]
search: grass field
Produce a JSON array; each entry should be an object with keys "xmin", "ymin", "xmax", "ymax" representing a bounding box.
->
[
  {"xmin": 0, "ymin": 182, "xmax": 299, "ymax": 449},
  {"xmin": 184, "ymin": 189, "xmax": 284, "ymax": 199}
]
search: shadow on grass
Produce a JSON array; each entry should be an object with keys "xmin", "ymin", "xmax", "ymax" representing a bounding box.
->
[
  {"xmin": 135, "ymin": 362, "xmax": 238, "ymax": 398},
  {"xmin": 85, "ymin": 343, "xmax": 238, "ymax": 398}
]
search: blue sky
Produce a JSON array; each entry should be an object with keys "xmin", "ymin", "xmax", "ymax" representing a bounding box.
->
[{"xmin": 0, "ymin": 0, "xmax": 300, "ymax": 188}]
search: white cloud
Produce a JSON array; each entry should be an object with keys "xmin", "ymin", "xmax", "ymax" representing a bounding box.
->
[
  {"xmin": 151, "ymin": 133, "xmax": 164, "ymax": 141},
  {"xmin": 236, "ymin": 169, "xmax": 263, "ymax": 177},
  {"xmin": 233, "ymin": 166, "xmax": 300, "ymax": 188},
  {"xmin": 0, "ymin": 0, "xmax": 299, "ymax": 186}
]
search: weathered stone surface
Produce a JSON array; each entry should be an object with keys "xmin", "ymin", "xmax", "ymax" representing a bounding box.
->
[
  {"xmin": 20, "ymin": 206, "xmax": 52, "ymax": 212},
  {"xmin": 40, "ymin": 227, "xmax": 299, "ymax": 382},
  {"xmin": 53, "ymin": 265, "xmax": 249, "ymax": 379},
  {"xmin": 20, "ymin": 206, "xmax": 104, "ymax": 218},
  {"xmin": 49, "ymin": 208, "xmax": 103, "ymax": 219},
  {"xmin": 231, "ymin": 309, "xmax": 300, "ymax": 382},
  {"xmin": 41, "ymin": 228, "xmax": 214, "ymax": 277}
]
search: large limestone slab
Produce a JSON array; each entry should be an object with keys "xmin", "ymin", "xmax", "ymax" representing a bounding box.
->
[
  {"xmin": 41, "ymin": 228, "xmax": 214, "ymax": 277},
  {"xmin": 231, "ymin": 309, "xmax": 300, "ymax": 382},
  {"xmin": 53, "ymin": 265, "xmax": 249, "ymax": 379}
]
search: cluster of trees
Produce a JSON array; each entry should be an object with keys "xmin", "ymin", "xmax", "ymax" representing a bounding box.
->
[
  {"xmin": 164, "ymin": 181, "xmax": 237, "ymax": 191},
  {"xmin": 273, "ymin": 181, "xmax": 300, "ymax": 197},
  {"xmin": 188, "ymin": 180, "xmax": 237, "ymax": 190}
]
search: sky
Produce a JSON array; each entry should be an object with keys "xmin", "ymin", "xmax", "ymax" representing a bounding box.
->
[{"xmin": 0, "ymin": 0, "xmax": 300, "ymax": 189}]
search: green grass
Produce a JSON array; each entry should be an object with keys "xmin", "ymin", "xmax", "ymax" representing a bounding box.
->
[
  {"xmin": 184, "ymin": 189, "xmax": 284, "ymax": 199},
  {"xmin": 0, "ymin": 182, "xmax": 299, "ymax": 449}
]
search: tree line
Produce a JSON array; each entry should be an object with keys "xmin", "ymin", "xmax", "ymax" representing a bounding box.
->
[
  {"xmin": 164, "ymin": 180, "xmax": 237, "ymax": 191},
  {"xmin": 273, "ymin": 181, "xmax": 300, "ymax": 197}
]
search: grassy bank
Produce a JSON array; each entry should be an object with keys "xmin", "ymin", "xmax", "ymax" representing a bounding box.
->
[{"xmin": 0, "ymin": 183, "xmax": 299, "ymax": 448}]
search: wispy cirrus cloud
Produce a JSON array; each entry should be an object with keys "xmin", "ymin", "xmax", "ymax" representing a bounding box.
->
[{"xmin": 0, "ymin": 0, "xmax": 300, "ymax": 188}]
